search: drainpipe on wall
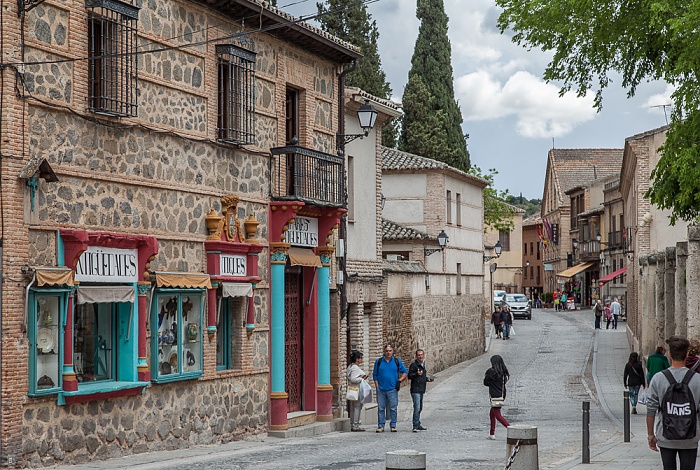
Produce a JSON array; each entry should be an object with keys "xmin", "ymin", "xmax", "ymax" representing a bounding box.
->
[{"xmin": 337, "ymin": 60, "xmax": 357, "ymax": 350}]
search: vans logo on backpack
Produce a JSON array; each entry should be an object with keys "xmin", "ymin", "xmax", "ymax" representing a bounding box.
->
[
  {"xmin": 666, "ymin": 402, "xmax": 692, "ymax": 416},
  {"xmin": 661, "ymin": 369, "xmax": 698, "ymax": 440}
]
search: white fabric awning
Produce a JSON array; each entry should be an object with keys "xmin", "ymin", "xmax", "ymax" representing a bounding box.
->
[
  {"xmin": 221, "ymin": 282, "xmax": 253, "ymax": 298},
  {"xmin": 77, "ymin": 286, "xmax": 135, "ymax": 304}
]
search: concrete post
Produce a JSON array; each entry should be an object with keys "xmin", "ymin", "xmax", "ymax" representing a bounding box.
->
[
  {"xmin": 506, "ymin": 425, "xmax": 538, "ymax": 469},
  {"xmin": 686, "ymin": 227, "xmax": 700, "ymax": 339},
  {"xmin": 676, "ymin": 242, "xmax": 688, "ymax": 337},
  {"xmin": 639, "ymin": 256, "xmax": 654, "ymax": 355},
  {"xmin": 665, "ymin": 247, "xmax": 676, "ymax": 337},
  {"xmin": 385, "ymin": 450, "xmax": 426, "ymax": 470},
  {"xmin": 652, "ymin": 254, "xmax": 665, "ymax": 348}
]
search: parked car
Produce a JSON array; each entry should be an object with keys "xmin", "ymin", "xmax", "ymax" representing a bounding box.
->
[
  {"xmin": 493, "ymin": 290, "xmax": 507, "ymax": 306},
  {"xmin": 505, "ymin": 294, "xmax": 532, "ymax": 320}
]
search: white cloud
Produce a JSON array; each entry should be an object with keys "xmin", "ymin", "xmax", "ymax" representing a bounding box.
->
[
  {"xmin": 456, "ymin": 71, "xmax": 597, "ymax": 138},
  {"xmin": 643, "ymin": 84, "xmax": 675, "ymax": 120}
]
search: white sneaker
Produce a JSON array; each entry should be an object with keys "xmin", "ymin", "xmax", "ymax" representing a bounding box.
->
[{"xmin": 487, "ymin": 434, "xmax": 496, "ymax": 440}]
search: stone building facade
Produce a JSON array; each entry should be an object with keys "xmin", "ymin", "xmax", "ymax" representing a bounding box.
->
[
  {"xmin": 1, "ymin": 0, "xmax": 359, "ymax": 465},
  {"xmin": 381, "ymin": 148, "xmax": 487, "ymax": 371}
]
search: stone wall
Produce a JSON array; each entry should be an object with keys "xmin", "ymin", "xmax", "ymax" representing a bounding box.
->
[
  {"xmin": 22, "ymin": 374, "xmax": 268, "ymax": 467},
  {"xmin": 383, "ymin": 272, "xmax": 485, "ymax": 374}
]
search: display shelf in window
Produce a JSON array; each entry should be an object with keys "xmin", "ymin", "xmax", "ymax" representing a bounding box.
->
[
  {"xmin": 152, "ymin": 290, "xmax": 203, "ymax": 382},
  {"xmin": 29, "ymin": 291, "xmax": 68, "ymax": 396}
]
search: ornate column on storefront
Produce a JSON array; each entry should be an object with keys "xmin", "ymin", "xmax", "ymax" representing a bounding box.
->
[
  {"xmin": 316, "ymin": 245, "xmax": 334, "ymax": 421},
  {"xmin": 207, "ymin": 282, "xmax": 219, "ymax": 335},
  {"xmin": 137, "ymin": 282, "xmax": 151, "ymax": 382},
  {"xmin": 62, "ymin": 286, "xmax": 78, "ymax": 392},
  {"xmin": 270, "ymin": 242, "xmax": 290, "ymax": 430}
]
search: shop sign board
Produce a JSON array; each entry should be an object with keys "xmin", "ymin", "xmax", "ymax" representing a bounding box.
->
[
  {"xmin": 286, "ymin": 216, "xmax": 318, "ymax": 247},
  {"xmin": 75, "ymin": 246, "xmax": 138, "ymax": 282}
]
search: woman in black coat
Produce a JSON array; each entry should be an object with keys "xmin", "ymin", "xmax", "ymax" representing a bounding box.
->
[
  {"xmin": 623, "ymin": 351, "xmax": 646, "ymax": 414},
  {"xmin": 483, "ymin": 355, "xmax": 510, "ymax": 439}
]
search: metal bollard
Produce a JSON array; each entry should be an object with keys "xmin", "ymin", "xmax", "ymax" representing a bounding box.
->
[
  {"xmin": 582, "ymin": 401, "xmax": 590, "ymax": 464},
  {"xmin": 623, "ymin": 390, "xmax": 630, "ymax": 442},
  {"xmin": 385, "ymin": 449, "xmax": 426, "ymax": 470},
  {"xmin": 506, "ymin": 425, "xmax": 538, "ymax": 469}
]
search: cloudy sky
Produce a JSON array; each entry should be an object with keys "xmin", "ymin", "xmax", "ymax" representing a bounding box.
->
[{"xmin": 281, "ymin": 0, "xmax": 672, "ymax": 199}]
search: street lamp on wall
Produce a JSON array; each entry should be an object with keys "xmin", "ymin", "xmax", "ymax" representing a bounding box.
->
[
  {"xmin": 425, "ymin": 230, "xmax": 449, "ymax": 256},
  {"xmin": 336, "ymin": 100, "xmax": 379, "ymax": 148},
  {"xmin": 483, "ymin": 240, "xmax": 503, "ymax": 262}
]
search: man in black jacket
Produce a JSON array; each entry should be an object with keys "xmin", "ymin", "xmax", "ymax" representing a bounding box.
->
[{"xmin": 408, "ymin": 349, "xmax": 434, "ymax": 432}]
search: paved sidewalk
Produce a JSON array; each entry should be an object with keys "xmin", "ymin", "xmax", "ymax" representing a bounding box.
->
[{"xmin": 558, "ymin": 324, "xmax": 662, "ymax": 469}]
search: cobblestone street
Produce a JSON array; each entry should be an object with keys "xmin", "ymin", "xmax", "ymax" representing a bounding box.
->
[{"xmin": 62, "ymin": 308, "xmax": 622, "ymax": 469}]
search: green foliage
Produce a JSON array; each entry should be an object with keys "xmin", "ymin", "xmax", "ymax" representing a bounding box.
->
[
  {"xmin": 400, "ymin": 0, "xmax": 469, "ymax": 170},
  {"xmin": 495, "ymin": 0, "xmax": 700, "ymax": 225},
  {"xmin": 469, "ymin": 166, "xmax": 515, "ymax": 232},
  {"xmin": 506, "ymin": 195, "xmax": 542, "ymax": 218},
  {"xmin": 541, "ymin": 292, "xmax": 553, "ymax": 304},
  {"xmin": 316, "ymin": 0, "xmax": 397, "ymax": 148}
]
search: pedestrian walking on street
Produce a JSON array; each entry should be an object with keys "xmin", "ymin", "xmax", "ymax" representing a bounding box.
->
[
  {"xmin": 500, "ymin": 306, "xmax": 513, "ymax": 340},
  {"xmin": 553, "ymin": 290, "xmax": 561, "ymax": 311},
  {"xmin": 491, "ymin": 307, "xmax": 502, "ymax": 339},
  {"xmin": 593, "ymin": 299, "xmax": 604, "ymax": 329},
  {"xmin": 647, "ymin": 346, "xmax": 671, "ymax": 384},
  {"xmin": 610, "ymin": 297, "xmax": 622, "ymax": 329},
  {"xmin": 483, "ymin": 355, "xmax": 510, "ymax": 440},
  {"xmin": 604, "ymin": 301, "xmax": 613, "ymax": 329},
  {"xmin": 646, "ymin": 336, "xmax": 700, "ymax": 470},
  {"xmin": 408, "ymin": 349, "xmax": 433, "ymax": 432},
  {"xmin": 624, "ymin": 351, "xmax": 646, "ymax": 414},
  {"xmin": 347, "ymin": 350, "xmax": 368, "ymax": 432},
  {"xmin": 373, "ymin": 344, "xmax": 408, "ymax": 433},
  {"xmin": 685, "ymin": 339, "xmax": 700, "ymax": 371}
]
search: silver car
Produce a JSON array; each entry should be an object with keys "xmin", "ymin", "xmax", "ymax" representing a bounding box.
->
[{"xmin": 506, "ymin": 294, "xmax": 532, "ymax": 320}]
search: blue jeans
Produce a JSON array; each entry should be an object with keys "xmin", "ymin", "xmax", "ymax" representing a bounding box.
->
[
  {"xmin": 377, "ymin": 388, "xmax": 399, "ymax": 429},
  {"xmin": 411, "ymin": 392, "xmax": 424, "ymax": 428},
  {"xmin": 502, "ymin": 323, "xmax": 511, "ymax": 338}
]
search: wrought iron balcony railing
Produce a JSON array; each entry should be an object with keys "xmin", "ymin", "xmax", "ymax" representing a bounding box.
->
[
  {"xmin": 607, "ymin": 231, "xmax": 623, "ymax": 249},
  {"xmin": 270, "ymin": 144, "xmax": 344, "ymax": 207}
]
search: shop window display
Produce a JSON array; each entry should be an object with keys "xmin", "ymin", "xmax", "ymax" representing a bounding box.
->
[
  {"xmin": 152, "ymin": 291, "xmax": 203, "ymax": 382},
  {"xmin": 29, "ymin": 292, "xmax": 66, "ymax": 396}
]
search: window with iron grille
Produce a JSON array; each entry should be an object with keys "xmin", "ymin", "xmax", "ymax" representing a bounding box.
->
[
  {"xmin": 86, "ymin": 0, "xmax": 139, "ymax": 117},
  {"xmin": 217, "ymin": 44, "xmax": 256, "ymax": 145}
]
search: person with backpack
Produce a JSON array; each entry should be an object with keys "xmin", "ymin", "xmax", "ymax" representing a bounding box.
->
[
  {"xmin": 646, "ymin": 335, "xmax": 700, "ymax": 469},
  {"xmin": 373, "ymin": 344, "xmax": 408, "ymax": 433}
]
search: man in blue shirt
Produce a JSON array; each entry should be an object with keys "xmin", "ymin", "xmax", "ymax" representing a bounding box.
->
[{"xmin": 373, "ymin": 344, "xmax": 408, "ymax": 432}]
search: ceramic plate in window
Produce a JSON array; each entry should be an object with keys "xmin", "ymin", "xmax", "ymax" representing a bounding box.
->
[{"xmin": 37, "ymin": 328, "xmax": 55, "ymax": 354}]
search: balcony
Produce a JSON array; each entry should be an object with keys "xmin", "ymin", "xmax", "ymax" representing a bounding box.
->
[
  {"xmin": 270, "ymin": 144, "xmax": 344, "ymax": 208},
  {"xmin": 578, "ymin": 240, "xmax": 601, "ymax": 260},
  {"xmin": 607, "ymin": 231, "xmax": 623, "ymax": 249}
]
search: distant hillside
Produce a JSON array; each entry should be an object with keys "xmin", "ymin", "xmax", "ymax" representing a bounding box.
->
[{"xmin": 506, "ymin": 195, "xmax": 542, "ymax": 218}]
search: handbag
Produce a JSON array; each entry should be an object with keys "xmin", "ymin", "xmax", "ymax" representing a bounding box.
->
[
  {"xmin": 359, "ymin": 380, "xmax": 373, "ymax": 404},
  {"xmin": 346, "ymin": 384, "xmax": 360, "ymax": 401},
  {"xmin": 490, "ymin": 396, "xmax": 505, "ymax": 408}
]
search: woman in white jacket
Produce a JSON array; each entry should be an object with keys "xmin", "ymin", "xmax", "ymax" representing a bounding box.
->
[{"xmin": 347, "ymin": 350, "xmax": 368, "ymax": 431}]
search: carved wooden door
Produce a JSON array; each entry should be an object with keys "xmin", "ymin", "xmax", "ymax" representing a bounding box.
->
[{"xmin": 284, "ymin": 268, "xmax": 303, "ymax": 412}]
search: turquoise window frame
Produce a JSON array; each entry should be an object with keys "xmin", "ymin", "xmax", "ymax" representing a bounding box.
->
[
  {"xmin": 216, "ymin": 298, "xmax": 231, "ymax": 371},
  {"xmin": 73, "ymin": 290, "xmax": 139, "ymax": 388},
  {"xmin": 28, "ymin": 288, "xmax": 68, "ymax": 396},
  {"xmin": 151, "ymin": 289, "xmax": 204, "ymax": 383}
]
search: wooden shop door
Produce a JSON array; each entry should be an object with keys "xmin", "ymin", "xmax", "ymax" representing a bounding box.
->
[{"xmin": 284, "ymin": 267, "xmax": 303, "ymax": 412}]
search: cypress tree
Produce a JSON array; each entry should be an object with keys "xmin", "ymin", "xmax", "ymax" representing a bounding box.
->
[
  {"xmin": 400, "ymin": 0, "xmax": 469, "ymax": 170},
  {"xmin": 317, "ymin": 0, "xmax": 398, "ymax": 147}
]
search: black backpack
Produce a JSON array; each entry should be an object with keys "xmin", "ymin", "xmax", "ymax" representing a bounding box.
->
[{"xmin": 660, "ymin": 369, "xmax": 698, "ymax": 440}]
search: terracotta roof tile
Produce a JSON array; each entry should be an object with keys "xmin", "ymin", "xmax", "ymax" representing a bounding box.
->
[
  {"xmin": 551, "ymin": 148, "xmax": 623, "ymax": 198},
  {"xmin": 382, "ymin": 219, "xmax": 433, "ymax": 241},
  {"xmin": 380, "ymin": 146, "xmax": 488, "ymax": 187}
]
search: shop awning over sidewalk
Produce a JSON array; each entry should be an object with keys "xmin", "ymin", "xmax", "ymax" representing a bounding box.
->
[
  {"xmin": 597, "ymin": 267, "xmax": 627, "ymax": 287},
  {"xmin": 556, "ymin": 261, "xmax": 594, "ymax": 278}
]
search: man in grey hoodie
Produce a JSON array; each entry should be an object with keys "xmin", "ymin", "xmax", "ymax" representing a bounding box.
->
[{"xmin": 646, "ymin": 335, "xmax": 700, "ymax": 469}]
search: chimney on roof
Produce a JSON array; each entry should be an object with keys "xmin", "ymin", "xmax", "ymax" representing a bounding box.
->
[{"xmin": 593, "ymin": 165, "xmax": 597, "ymax": 179}]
